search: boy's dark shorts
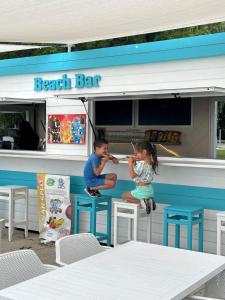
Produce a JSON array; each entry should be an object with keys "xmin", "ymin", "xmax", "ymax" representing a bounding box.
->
[{"xmin": 85, "ymin": 174, "xmax": 106, "ymax": 187}]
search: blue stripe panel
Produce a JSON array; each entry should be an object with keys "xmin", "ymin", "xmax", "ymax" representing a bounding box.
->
[
  {"xmin": 1, "ymin": 32, "xmax": 225, "ymax": 76},
  {"xmin": 0, "ymin": 170, "xmax": 225, "ymax": 210}
]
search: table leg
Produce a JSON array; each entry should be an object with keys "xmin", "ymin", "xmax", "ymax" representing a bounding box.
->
[{"xmin": 175, "ymin": 224, "xmax": 180, "ymax": 248}]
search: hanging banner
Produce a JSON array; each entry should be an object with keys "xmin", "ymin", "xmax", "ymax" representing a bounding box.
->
[{"xmin": 37, "ymin": 173, "xmax": 71, "ymax": 242}]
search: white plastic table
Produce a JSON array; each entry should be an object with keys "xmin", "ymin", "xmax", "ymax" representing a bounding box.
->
[{"xmin": 1, "ymin": 241, "xmax": 225, "ymax": 300}]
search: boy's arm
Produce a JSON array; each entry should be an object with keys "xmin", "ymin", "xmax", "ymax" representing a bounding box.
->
[{"xmin": 93, "ymin": 156, "xmax": 109, "ymax": 176}]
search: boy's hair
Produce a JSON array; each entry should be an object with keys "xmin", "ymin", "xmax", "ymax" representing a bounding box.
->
[{"xmin": 94, "ymin": 139, "xmax": 108, "ymax": 150}]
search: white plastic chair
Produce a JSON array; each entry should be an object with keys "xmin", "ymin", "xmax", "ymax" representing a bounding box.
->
[
  {"xmin": 55, "ymin": 233, "xmax": 108, "ymax": 266},
  {"xmin": 188, "ymin": 272, "xmax": 225, "ymax": 300},
  {"xmin": 0, "ymin": 249, "xmax": 58, "ymax": 290}
]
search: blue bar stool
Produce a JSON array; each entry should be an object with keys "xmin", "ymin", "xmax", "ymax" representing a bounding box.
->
[
  {"xmin": 72, "ymin": 194, "xmax": 112, "ymax": 246},
  {"xmin": 163, "ymin": 205, "xmax": 204, "ymax": 251}
]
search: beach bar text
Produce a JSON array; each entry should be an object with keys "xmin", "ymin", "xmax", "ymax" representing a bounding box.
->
[{"xmin": 34, "ymin": 74, "xmax": 102, "ymax": 91}]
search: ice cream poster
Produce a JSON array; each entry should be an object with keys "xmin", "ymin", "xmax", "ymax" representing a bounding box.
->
[
  {"xmin": 48, "ymin": 114, "xmax": 86, "ymax": 144},
  {"xmin": 37, "ymin": 174, "xmax": 72, "ymax": 242}
]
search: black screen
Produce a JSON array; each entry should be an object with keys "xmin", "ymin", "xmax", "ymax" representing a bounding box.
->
[
  {"xmin": 95, "ymin": 100, "xmax": 133, "ymax": 126},
  {"xmin": 138, "ymin": 98, "xmax": 191, "ymax": 126}
]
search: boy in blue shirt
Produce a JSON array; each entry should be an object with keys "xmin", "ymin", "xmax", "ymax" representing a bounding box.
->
[{"xmin": 84, "ymin": 139, "xmax": 118, "ymax": 197}]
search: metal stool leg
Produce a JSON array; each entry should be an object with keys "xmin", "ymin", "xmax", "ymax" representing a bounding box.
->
[
  {"xmin": 146, "ymin": 214, "xmax": 152, "ymax": 243},
  {"xmin": 128, "ymin": 218, "xmax": 132, "ymax": 240},
  {"xmin": 133, "ymin": 206, "xmax": 138, "ymax": 241},
  {"xmin": 175, "ymin": 224, "xmax": 180, "ymax": 248},
  {"xmin": 217, "ymin": 216, "xmax": 222, "ymax": 255},
  {"xmin": 113, "ymin": 204, "xmax": 118, "ymax": 247},
  {"xmin": 198, "ymin": 212, "xmax": 204, "ymax": 252},
  {"xmin": 8, "ymin": 191, "xmax": 13, "ymax": 242},
  {"xmin": 107, "ymin": 200, "xmax": 111, "ymax": 246},
  {"xmin": 187, "ymin": 214, "xmax": 193, "ymax": 250},
  {"xmin": 74, "ymin": 200, "xmax": 80, "ymax": 234},
  {"xmin": 24, "ymin": 188, "xmax": 29, "ymax": 238},
  {"xmin": 91, "ymin": 204, "xmax": 96, "ymax": 236},
  {"xmin": 163, "ymin": 211, "xmax": 169, "ymax": 246}
]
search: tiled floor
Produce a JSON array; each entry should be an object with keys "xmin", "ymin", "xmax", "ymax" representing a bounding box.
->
[{"xmin": 0, "ymin": 229, "xmax": 57, "ymax": 265}]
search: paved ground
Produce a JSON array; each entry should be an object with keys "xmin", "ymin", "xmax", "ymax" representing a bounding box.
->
[{"xmin": 0, "ymin": 229, "xmax": 57, "ymax": 265}]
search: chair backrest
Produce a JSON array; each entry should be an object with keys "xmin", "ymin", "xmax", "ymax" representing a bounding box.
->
[
  {"xmin": 55, "ymin": 233, "xmax": 105, "ymax": 265},
  {"xmin": 0, "ymin": 250, "xmax": 51, "ymax": 290}
]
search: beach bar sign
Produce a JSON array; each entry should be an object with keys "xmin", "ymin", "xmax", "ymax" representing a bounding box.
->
[{"xmin": 34, "ymin": 73, "xmax": 101, "ymax": 91}]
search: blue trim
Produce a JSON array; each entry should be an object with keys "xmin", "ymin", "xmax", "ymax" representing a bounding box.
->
[
  {"xmin": 0, "ymin": 170, "xmax": 225, "ymax": 210},
  {"xmin": 1, "ymin": 32, "xmax": 225, "ymax": 76}
]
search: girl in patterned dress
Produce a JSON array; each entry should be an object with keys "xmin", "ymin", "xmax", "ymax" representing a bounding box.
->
[{"xmin": 122, "ymin": 141, "xmax": 158, "ymax": 214}]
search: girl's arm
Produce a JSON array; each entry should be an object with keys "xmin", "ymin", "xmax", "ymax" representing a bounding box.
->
[
  {"xmin": 93, "ymin": 156, "xmax": 109, "ymax": 176},
  {"xmin": 128, "ymin": 157, "xmax": 137, "ymax": 179}
]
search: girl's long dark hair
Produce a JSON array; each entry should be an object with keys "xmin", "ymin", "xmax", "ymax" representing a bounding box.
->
[{"xmin": 135, "ymin": 141, "xmax": 158, "ymax": 174}]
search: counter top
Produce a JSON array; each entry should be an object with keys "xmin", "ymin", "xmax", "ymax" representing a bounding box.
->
[{"xmin": 0, "ymin": 150, "xmax": 225, "ymax": 169}]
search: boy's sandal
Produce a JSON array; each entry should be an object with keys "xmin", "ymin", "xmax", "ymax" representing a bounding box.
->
[
  {"xmin": 95, "ymin": 190, "xmax": 102, "ymax": 197},
  {"xmin": 84, "ymin": 188, "xmax": 98, "ymax": 198}
]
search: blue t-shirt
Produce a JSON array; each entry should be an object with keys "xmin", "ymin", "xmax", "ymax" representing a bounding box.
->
[{"xmin": 84, "ymin": 153, "xmax": 102, "ymax": 180}]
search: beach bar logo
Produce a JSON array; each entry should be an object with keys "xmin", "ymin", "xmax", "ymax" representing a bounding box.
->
[{"xmin": 34, "ymin": 73, "xmax": 101, "ymax": 91}]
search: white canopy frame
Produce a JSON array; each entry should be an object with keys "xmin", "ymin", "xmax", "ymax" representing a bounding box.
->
[
  {"xmin": 0, "ymin": 97, "xmax": 46, "ymax": 104},
  {"xmin": 0, "ymin": 44, "xmax": 47, "ymax": 53},
  {"xmin": 55, "ymin": 87, "xmax": 225, "ymax": 101}
]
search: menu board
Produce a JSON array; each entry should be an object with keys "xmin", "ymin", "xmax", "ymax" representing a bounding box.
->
[{"xmin": 48, "ymin": 114, "xmax": 86, "ymax": 144}]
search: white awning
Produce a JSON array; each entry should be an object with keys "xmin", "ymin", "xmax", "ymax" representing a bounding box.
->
[
  {"xmin": 55, "ymin": 87, "xmax": 225, "ymax": 100},
  {"xmin": 0, "ymin": 44, "xmax": 47, "ymax": 53},
  {"xmin": 0, "ymin": 97, "xmax": 46, "ymax": 104},
  {"xmin": 0, "ymin": 0, "xmax": 225, "ymax": 44}
]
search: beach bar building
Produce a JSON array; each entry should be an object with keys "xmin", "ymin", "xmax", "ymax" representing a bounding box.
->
[{"xmin": 0, "ymin": 31, "xmax": 225, "ymax": 253}]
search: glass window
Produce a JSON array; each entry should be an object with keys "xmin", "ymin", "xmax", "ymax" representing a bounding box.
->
[
  {"xmin": 138, "ymin": 98, "xmax": 192, "ymax": 126},
  {"xmin": 0, "ymin": 103, "xmax": 46, "ymax": 151},
  {"xmin": 95, "ymin": 100, "xmax": 133, "ymax": 126}
]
